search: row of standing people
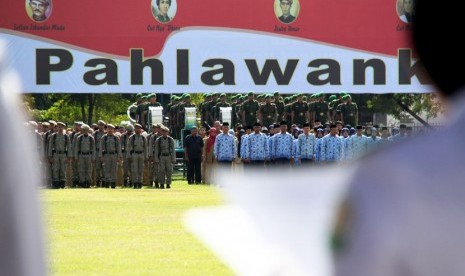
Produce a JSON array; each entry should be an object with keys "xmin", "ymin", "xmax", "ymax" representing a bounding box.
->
[
  {"xmin": 183, "ymin": 121, "xmax": 410, "ymax": 183},
  {"xmin": 31, "ymin": 120, "xmax": 176, "ymax": 189}
]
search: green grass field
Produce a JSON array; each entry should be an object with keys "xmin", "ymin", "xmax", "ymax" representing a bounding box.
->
[{"xmin": 42, "ymin": 182, "xmax": 234, "ymax": 275}]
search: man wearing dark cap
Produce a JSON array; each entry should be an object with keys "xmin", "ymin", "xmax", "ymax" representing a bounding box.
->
[
  {"xmin": 69, "ymin": 121, "xmax": 82, "ymax": 187},
  {"xmin": 214, "ymin": 122, "xmax": 237, "ymax": 169},
  {"xmin": 127, "ymin": 124, "xmax": 147, "ymax": 189},
  {"xmin": 47, "ymin": 122, "xmax": 70, "ymax": 189},
  {"xmin": 278, "ymin": 0, "xmax": 296, "ymax": 24},
  {"xmin": 336, "ymin": 2, "xmax": 465, "ymax": 274},
  {"xmin": 296, "ymin": 123, "xmax": 316, "ymax": 164},
  {"xmin": 320, "ymin": 124, "xmax": 342, "ymax": 162},
  {"xmin": 239, "ymin": 125, "xmax": 253, "ymax": 163},
  {"xmin": 242, "ymin": 123, "xmax": 269, "ymax": 170},
  {"xmin": 349, "ymin": 125, "xmax": 368, "ymax": 159},
  {"xmin": 184, "ymin": 126, "xmax": 204, "ymax": 184},
  {"xmin": 270, "ymin": 121, "xmax": 294, "ymax": 166}
]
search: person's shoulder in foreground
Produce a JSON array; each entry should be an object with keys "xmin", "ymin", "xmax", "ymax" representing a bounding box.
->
[{"xmin": 335, "ymin": 1, "xmax": 465, "ymax": 275}]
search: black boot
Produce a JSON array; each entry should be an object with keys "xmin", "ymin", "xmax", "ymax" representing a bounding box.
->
[
  {"xmin": 60, "ymin": 181, "xmax": 65, "ymax": 189},
  {"xmin": 123, "ymin": 179, "xmax": 128, "ymax": 187},
  {"xmin": 160, "ymin": 183, "xmax": 165, "ymax": 189},
  {"xmin": 52, "ymin": 181, "xmax": 60, "ymax": 189},
  {"xmin": 138, "ymin": 183, "xmax": 143, "ymax": 189},
  {"xmin": 155, "ymin": 182, "xmax": 159, "ymax": 189},
  {"xmin": 85, "ymin": 181, "xmax": 90, "ymax": 188},
  {"xmin": 166, "ymin": 184, "xmax": 171, "ymax": 189},
  {"xmin": 73, "ymin": 180, "xmax": 78, "ymax": 188},
  {"xmin": 110, "ymin": 182, "xmax": 116, "ymax": 189},
  {"xmin": 133, "ymin": 182, "xmax": 137, "ymax": 189}
]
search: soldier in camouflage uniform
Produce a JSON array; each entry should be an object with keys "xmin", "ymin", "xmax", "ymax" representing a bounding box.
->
[
  {"xmin": 200, "ymin": 93, "xmax": 211, "ymax": 126},
  {"xmin": 178, "ymin": 94, "xmax": 196, "ymax": 131},
  {"xmin": 327, "ymin": 95, "xmax": 338, "ymax": 122},
  {"xmin": 337, "ymin": 94, "xmax": 358, "ymax": 127},
  {"xmin": 273, "ymin": 92, "xmax": 285, "ymax": 122},
  {"xmin": 154, "ymin": 126, "xmax": 176, "ymax": 189},
  {"xmin": 43, "ymin": 121, "xmax": 56, "ymax": 188},
  {"xmin": 48, "ymin": 122, "xmax": 71, "ymax": 189},
  {"xmin": 310, "ymin": 93, "xmax": 331, "ymax": 125},
  {"xmin": 169, "ymin": 96, "xmax": 180, "ymax": 139},
  {"xmin": 207, "ymin": 93, "xmax": 218, "ymax": 126},
  {"xmin": 259, "ymin": 94, "xmax": 278, "ymax": 128},
  {"xmin": 74, "ymin": 125, "xmax": 96, "ymax": 188},
  {"xmin": 144, "ymin": 93, "xmax": 162, "ymax": 129},
  {"xmin": 127, "ymin": 124, "xmax": 148, "ymax": 189},
  {"xmin": 291, "ymin": 93, "xmax": 309, "ymax": 127},
  {"xmin": 99, "ymin": 124, "xmax": 122, "ymax": 189},
  {"xmin": 242, "ymin": 92, "xmax": 260, "ymax": 127},
  {"xmin": 214, "ymin": 93, "xmax": 231, "ymax": 122}
]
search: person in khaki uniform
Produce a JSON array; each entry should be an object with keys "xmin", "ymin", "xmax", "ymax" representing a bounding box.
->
[
  {"xmin": 147, "ymin": 124, "xmax": 161, "ymax": 188},
  {"xmin": 47, "ymin": 122, "xmax": 71, "ymax": 189},
  {"xmin": 74, "ymin": 124, "xmax": 96, "ymax": 188},
  {"xmin": 153, "ymin": 127, "xmax": 176, "ymax": 189},
  {"xmin": 93, "ymin": 120, "xmax": 106, "ymax": 187},
  {"xmin": 68, "ymin": 121, "xmax": 82, "ymax": 187},
  {"xmin": 120, "ymin": 124, "xmax": 134, "ymax": 187},
  {"xmin": 98, "ymin": 124, "xmax": 122, "ymax": 189},
  {"xmin": 126, "ymin": 124, "xmax": 147, "ymax": 189}
]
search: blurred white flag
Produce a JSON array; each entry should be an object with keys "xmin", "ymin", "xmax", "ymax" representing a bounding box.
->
[
  {"xmin": 0, "ymin": 40, "xmax": 46, "ymax": 276},
  {"xmin": 185, "ymin": 166, "xmax": 353, "ymax": 276}
]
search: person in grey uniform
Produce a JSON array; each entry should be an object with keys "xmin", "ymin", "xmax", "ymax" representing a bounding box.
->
[
  {"xmin": 147, "ymin": 123, "xmax": 161, "ymax": 188},
  {"xmin": 47, "ymin": 122, "xmax": 71, "ymax": 189},
  {"xmin": 69, "ymin": 121, "xmax": 82, "ymax": 187},
  {"xmin": 127, "ymin": 123, "xmax": 147, "ymax": 189},
  {"xmin": 98, "ymin": 124, "xmax": 122, "ymax": 189},
  {"xmin": 334, "ymin": 2, "xmax": 465, "ymax": 275},
  {"xmin": 42, "ymin": 121, "xmax": 56, "ymax": 187},
  {"xmin": 74, "ymin": 125, "xmax": 96, "ymax": 188},
  {"xmin": 93, "ymin": 120, "xmax": 106, "ymax": 187},
  {"xmin": 120, "ymin": 124, "xmax": 134, "ymax": 187},
  {"xmin": 154, "ymin": 126, "xmax": 176, "ymax": 189}
]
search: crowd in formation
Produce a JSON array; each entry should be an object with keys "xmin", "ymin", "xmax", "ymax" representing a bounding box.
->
[
  {"xmin": 183, "ymin": 120, "xmax": 411, "ymax": 184},
  {"xmin": 28, "ymin": 120, "xmax": 176, "ymax": 189},
  {"xmin": 28, "ymin": 92, "xmax": 414, "ymax": 188},
  {"xmin": 132, "ymin": 91, "xmax": 359, "ymax": 139}
]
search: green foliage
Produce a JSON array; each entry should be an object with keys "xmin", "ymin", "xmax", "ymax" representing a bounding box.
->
[
  {"xmin": 42, "ymin": 183, "xmax": 233, "ymax": 276},
  {"xmin": 27, "ymin": 94, "xmax": 132, "ymax": 126}
]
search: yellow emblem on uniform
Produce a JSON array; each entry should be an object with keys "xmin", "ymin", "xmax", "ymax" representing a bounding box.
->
[
  {"xmin": 349, "ymin": 113, "xmax": 354, "ymax": 116},
  {"xmin": 267, "ymin": 115, "xmax": 271, "ymax": 118},
  {"xmin": 299, "ymin": 112, "xmax": 304, "ymax": 116},
  {"xmin": 320, "ymin": 112, "xmax": 324, "ymax": 116},
  {"xmin": 250, "ymin": 112, "xmax": 253, "ymax": 115}
]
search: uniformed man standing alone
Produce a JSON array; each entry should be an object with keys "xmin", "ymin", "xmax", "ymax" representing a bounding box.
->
[
  {"xmin": 127, "ymin": 124, "xmax": 148, "ymax": 189},
  {"xmin": 48, "ymin": 122, "xmax": 71, "ymax": 189},
  {"xmin": 74, "ymin": 125, "xmax": 96, "ymax": 188},
  {"xmin": 99, "ymin": 124, "xmax": 122, "ymax": 189},
  {"xmin": 154, "ymin": 127, "xmax": 176, "ymax": 189}
]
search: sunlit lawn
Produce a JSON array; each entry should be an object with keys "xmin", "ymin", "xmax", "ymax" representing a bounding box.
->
[{"xmin": 42, "ymin": 182, "xmax": 233, "ymax": 275}]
